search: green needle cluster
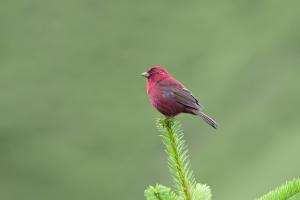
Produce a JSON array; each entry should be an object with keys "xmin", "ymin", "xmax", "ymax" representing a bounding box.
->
[{"xmin": 144, "ymin": 118, "xmax": 299, "ymax": 200}]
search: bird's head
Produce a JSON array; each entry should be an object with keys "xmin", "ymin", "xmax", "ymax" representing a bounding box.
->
[{"xmin": 141, "ymin": 66, "xmax": 169, "ymax": 80}]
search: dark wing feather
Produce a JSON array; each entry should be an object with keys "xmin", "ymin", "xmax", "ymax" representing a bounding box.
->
[
  {"xmin": 173, "ymin": 88, "xmax": 202, "ymax": 110},
  {"xmin": 158, "ymin": 79, "xmax": 203, "ymax": 110}
]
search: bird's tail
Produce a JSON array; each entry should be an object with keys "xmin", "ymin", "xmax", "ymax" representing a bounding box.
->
[{"xmin": 192, "ymin": 110, "xmax": 218, "ymax": 129}]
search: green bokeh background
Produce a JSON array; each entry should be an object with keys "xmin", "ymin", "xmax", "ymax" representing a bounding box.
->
[{"xmin": 1, "ymin": 0, "xmax": 300, "ymax": 200}]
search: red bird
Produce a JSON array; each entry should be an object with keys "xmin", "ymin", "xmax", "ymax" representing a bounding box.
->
[{"xmin": 142, "ymin": 66, "xmax": 218, "ymax": 129}]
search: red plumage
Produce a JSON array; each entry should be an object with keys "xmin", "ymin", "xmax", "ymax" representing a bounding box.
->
[{"xmin": 142, "ymin": 66, "xmax": 218, "ymax": 129}]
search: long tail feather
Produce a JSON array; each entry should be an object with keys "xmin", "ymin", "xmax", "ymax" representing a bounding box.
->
[{"xmin": 192, "ymin": 110, "xmax": 218, "ymax": 129}]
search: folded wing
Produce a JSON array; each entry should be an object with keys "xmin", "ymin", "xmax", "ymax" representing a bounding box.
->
[
  {"xmin": 173, "ymin": 87, "xmax": 202, "ymax": 110},
  {"xmin": 159, "ymin": 79, "xmax": 203, "ymax": 111}
]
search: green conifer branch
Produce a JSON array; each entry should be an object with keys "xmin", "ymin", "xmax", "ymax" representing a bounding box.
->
[
  {"xmin": 145, "ymin": 118, "xmax": 212, "ymax": 200},
  {"xmin": 257, "ymin": 178, "xmax": 300, "ymax": 200},
  {"xmin": 145, "ymin": 185, "xmax": 180, "ymax": 200},
  {"xmin": 157, "ymin": 118, "xmax": 196, "ymax": 200},
  {"xmin": 144, "ymin": 117, "xmax": 299, "ymax": 200}
]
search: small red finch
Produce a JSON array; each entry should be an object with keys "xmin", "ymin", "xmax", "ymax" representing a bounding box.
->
[{"xmin": 142, "ymin": 66, "xmax": 218, "ymax": 129}]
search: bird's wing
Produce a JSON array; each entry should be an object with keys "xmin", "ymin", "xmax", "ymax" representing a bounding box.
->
[
  {"xmin": 159, "ymin": 79, "xmax": 203, "ymax": 110},
  {"xmin": 173, "ymin": 87, "xmax": 203, "ymax": 110}
]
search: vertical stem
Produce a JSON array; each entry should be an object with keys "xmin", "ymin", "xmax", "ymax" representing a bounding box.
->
[
  {"xmin": 164, "ymin": 119, "xmax": 192, "ymax": 200},
  {"xmin": 154, "ymin": 191, "xmax": 163, "ymax": 200}
]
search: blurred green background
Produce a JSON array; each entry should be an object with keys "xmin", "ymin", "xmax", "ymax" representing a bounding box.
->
[{"xmin": 1, "ymin": 0, "xmax": 300, "ymax": 199}]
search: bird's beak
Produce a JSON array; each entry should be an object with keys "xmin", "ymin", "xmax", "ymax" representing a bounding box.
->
[{"xmin": 141, "ymin": 72, "xmax": 150, "ymax": 78}]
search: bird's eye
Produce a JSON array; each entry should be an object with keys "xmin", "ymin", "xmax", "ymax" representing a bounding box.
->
[
  {"xmin": 148, "ymin": 70, "xmax": 164, "ymax": 76},
  {"xmin": 149, "ymin": 71, "xmax": 157, "ymax": 76}
]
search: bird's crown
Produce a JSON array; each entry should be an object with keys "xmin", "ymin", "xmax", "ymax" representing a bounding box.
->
[{"xmin": 147, "ymin": 66, "xmax": 168, "ymax": 75}]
